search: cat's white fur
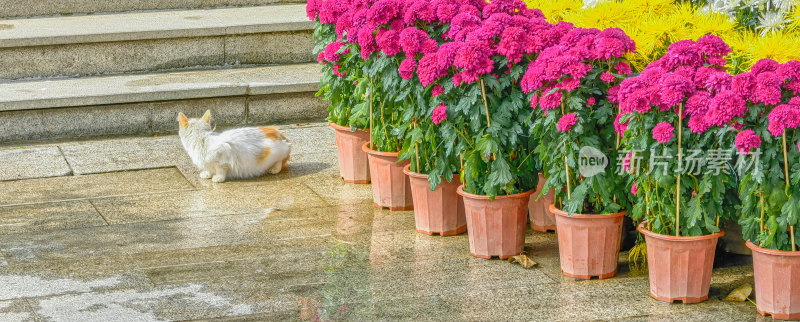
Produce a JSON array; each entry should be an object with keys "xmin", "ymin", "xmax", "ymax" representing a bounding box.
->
[{"xmin": 178, "ymin": 110, "xmax": 291, "ymax": 183}]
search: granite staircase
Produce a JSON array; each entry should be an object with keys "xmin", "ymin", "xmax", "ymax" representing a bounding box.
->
[{"xmin": 0, "ymin": 1, "xmax": 324, "ymax": 143}]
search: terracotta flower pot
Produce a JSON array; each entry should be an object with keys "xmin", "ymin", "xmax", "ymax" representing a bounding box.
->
[
  {"xmin": 747, "ymin": 241, "xmax": 800, "ymax": 320},
  {"xmin": 529, "ymin": 173, "xmax": 556, "ymax": 232},
  {"xmin": 637, "ymin": 222, "xmax": 724, "ymax": 303},
  {"xmin": 404, "ymin": 165, "xmax": 466, "ymax": 236},
  {"xmin": 550, "ymin": 204, "xmax": 625, "ymax": 280},
  {"xmin": 330, "ymin": 123, "xmax": 370, "ymax": 184},
  {"xmin": 457, "ymin": 186, "xmax": 533, "ymax": 259},
  {"xmin": 362, "ymin": 142, "xmax": 413, "ymax": 211}
]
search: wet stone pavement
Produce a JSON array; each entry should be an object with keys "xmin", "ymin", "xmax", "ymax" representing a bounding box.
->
[{"xmin": 0, "ymin": 123, "xmax": 765, "ymax": 321}]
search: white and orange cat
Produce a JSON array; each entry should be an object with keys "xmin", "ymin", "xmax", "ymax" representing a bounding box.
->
[{"xmin": 178, "ymin": 110, "xmax": 291, "ymax": 183}]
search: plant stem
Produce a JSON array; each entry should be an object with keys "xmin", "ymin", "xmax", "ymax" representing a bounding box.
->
[
  {"xmin": 783, "ymin": 133, "xmax": 790, "ymax": 186},
  {"xmin": 783, "ymin": 133, "xmax": 796, "ymax": 251},
  {"xmin": 414, "ymin": 120, "xmax": 421, "ymax": 172},
  {"xmin": 479, "ymin": 78, "xmax": 491, "ymax": 128},
  {"xmin": 380, "ymin": 99, "xmax": 389, "ymax": 151},
  {"xmin": 616, "ymin": 106, "xmax": 621, "ymax": 149},
  {"xmin": 675, "ymin": 104, "xmax": 683, "ymax": 237},
  {"xmin": 565, "ymin": 155, "xmax": 571, "ymax": 200},
  {"xmin": 760, "ymin": 193, "xmax": 765, "ymax": 233},
  {"xmin": 369, "ymin": 81, "xmax": 374, "ymax": 150}
]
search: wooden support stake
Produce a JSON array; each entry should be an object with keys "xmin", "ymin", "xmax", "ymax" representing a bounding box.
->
[
  {"xmin": 675, "ymin": 104, "xmax": 683, "ymax": 237},
  {"xmin": 783, "ymin": 133, "xmax": 796, "ymax": 251},
  {"xmin": 479, "ymin": 78, "xmax": 491, "ymax": 128}
]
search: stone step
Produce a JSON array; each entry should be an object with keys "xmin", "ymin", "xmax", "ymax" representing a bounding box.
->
[
  {"xmin": 0, "ymin": 63, "xmax": 327, "ymax": 143},
  {"xmin": 0, "ymin": 5, "xmax": 314, "ymax": 80},
  {"xmin": 1, "ymin": 0, "xmax": 305, "ymax": 19}
]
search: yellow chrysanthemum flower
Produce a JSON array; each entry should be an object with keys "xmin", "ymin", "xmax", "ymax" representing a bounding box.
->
[
  {"xmin": 525, "ymin": 0, "xmax": 582, "ymax": 23},
  {"xmin": 734, "ymin": 30, "xmax": 800, "ymax": 70}
]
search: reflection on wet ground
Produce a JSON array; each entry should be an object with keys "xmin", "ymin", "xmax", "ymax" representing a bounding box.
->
[{"xmin": 0, "ymin": 123, "xmax": 761, "ymax": 321}]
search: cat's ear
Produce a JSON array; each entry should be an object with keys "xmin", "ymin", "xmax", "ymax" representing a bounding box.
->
[
  {"xmin": 201, "ymin": 110, "xmax": 211, "ymax": 124},
  {"xmin": 178, "ymin": 112, "xmax": 188, "ymax": 129}
]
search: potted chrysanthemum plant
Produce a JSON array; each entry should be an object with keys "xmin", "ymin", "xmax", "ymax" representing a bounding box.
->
[
  {"xmin": 733, "ymin": 58, "xmax": 800, "ymax": 320},
  {"xmin": 523, "ymin": 27, "xmax": 636, "ymax": 280},
  {"xmin": 617, "ymin": 35, "xmax": 741, "ymax": 303},
  {"xmin": 310, "ymin": 0, "xmax": 372, "ymax": 184},
  {"xmin": 393, "ymin": 3, "xmax": 468, "ymax": 235},
  {"xmin": 431, "ymin": 1, "xmax": 551, "ymax": 259}
]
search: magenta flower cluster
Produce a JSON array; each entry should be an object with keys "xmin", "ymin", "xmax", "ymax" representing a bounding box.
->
[
  {"xmin": 519, "ymin": 27, "xmax": 636, "ymax": 115},
  {"xmin": 557, "ymin": 113, "xmax": 578, "ymax": 132}
]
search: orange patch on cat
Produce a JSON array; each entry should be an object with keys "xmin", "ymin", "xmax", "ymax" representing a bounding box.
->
[
  {"xmin": 178, "ymin": 113, "xmax": 189, "ymax": 128},
  {"xmin": 259, "ymin": 126, "xmax": 287, "ymax": 141},
  {"xmin": 257, "ymin": 146, "xmax": 272, "ymax": 165}
]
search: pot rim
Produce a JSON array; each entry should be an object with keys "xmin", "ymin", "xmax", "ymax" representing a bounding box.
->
[
  {"xmin": 746, "ymin": 240, "xmax": 800, "ymax": 256},
  {"xmin": 548, "ymin": 203, "xmax": 626, "ymax": 219},
  {"xmin": 637, "ymin": 221, "xmax": 724, "ymax": 241},
  {"xmin": 402, "ymin": 164, "xmax": 461, "ymax": 181},
  {"xmin": 402, "ymin": 164, "xmax": 428, "ymax": 179},
  {"xmin": 456, "ymin": 185, "xmax": 534, "ymax": 200},
  {"xmin": 361, "ymin": 142, "xmax": 399, "ymax": 157},
  {"xmin": 329, "ymin": 122, "xmax": 369, "ymax": 133}
]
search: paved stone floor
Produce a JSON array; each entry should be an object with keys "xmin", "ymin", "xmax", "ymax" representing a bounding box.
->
[{"xmin": 0, "ymin": 123, "xmax": 767, "ymax": 321}]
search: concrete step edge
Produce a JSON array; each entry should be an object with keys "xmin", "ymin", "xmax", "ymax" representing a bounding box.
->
[
  {"xmin": 0, "ymin": 63, "xmax": 322, "ymax": 111},
  {"xmin": 0, "ymin": 4, "xmax": 312, "ymax": 48},
  {"xmin": 1, "ymin": 1, "xmax": 306, "ymax": 19}
]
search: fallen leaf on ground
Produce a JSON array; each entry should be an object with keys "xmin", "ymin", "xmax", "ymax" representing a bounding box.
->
[
  {"xmin": 508, "ymin": 252, "xmax": 538, "ymax": 269},
  {"xmin": 725, "ymin": 283, "xmax": 753, "ymax": 302}
]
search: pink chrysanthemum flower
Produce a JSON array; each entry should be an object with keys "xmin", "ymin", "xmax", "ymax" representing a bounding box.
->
[
  {"xmin": 731, "ymin": 72, "xmax": 755, "ymax": 99},
  {"xmin": 539, "ymin": 90, "xmax": 563, "ymax": 112},
  {"xmin": 652, "ymin": 122, "xmax": 675, "ymax": 143},
  {"xmin": 754, "ymin": 72, "xmax": 783, "ymax": 105},
  {"xmin": 436, "ymin": 42, "xmax": 461, "ymax": 71},
  {"xmin": 614, "ymin": 114, "xmax": 628, "ymax": 137},
  {"xmin": 698, "ymin": 34, "xmax": 731, "ymax": 57},
  {"xmin": 357, "ymin": 27, "xmax": 377, "ymax": 59},
  {"xmin": 399, "ymin": 58, "xmax": 417, "ymax": 80},
  {"xmin": 777, "ymin": 60, "xmax": 800, "ymax": 80},
  {"xmin": 705, "ymin": 90, "xmax": 746, "ymax": 126},
  {"xmin": 735, "ymin": 129, "xmax": 762, "ymax": 155},
  {"xmin": 366, "ymin": 0, "xmax": 401, "ymax": 26},
  {"xmin": 705, "ymin": 71, "xmax": 732, "ymax": 93},
  {"xmin": 452, "ymin": 40, "xmax": 493, "ymax": 84},
  {"xmin": 306, "ymin": 0, "xmax": 320, "ymax": 21},
  {"xmin": 768, "ymin": 104, "xmax": 800, "ymax": 136},
  {"xmin": 432, "ymin": 0, "xmax": 458, "ymax": 22},
  {"xmin": 333, "ymin": 64, "xmax": 346, "ymax": 77},
  {"xmin": 399, "ymin": 27, "xmax": 429, "ymax": 57},
  {"xmin": 559, "ymin": 77, "xmax": 580, "ymax": 91},
  {"xmin": 615, "ymin": 61, "xmax": 632, "ymax": 75},
  {"xmin": 431, "ymin": 103, "xmax": 447, "ymax": 125},
  {"xmin": 622, "ymin": 151, "xmax": 634, "ymax": 173},
  {"xmin": 530, "ymin": 93, "xmax": 539, "ymax": 109},
  {"xmin": 586, "ymin": 97, "xmax": 596, "ymax": 107},
  {"xmin": 631, "ymin": 182, "xmax": 638, "ymax": 196},
  {"xmin": 417, "ymin": 53, "xmax": 441, "ymax": 86},
  {"xmin": 662, "ymin": 40, "xmax": 703, "ymax": 69},
  {"xmin": 377, "ymin": 29, "xmax": 401, "ymax": 56},
  {"xmin": 601, "ymin": 72, "xmax": 616, "ymax": 83},
  {"xmin": 403, "ymin": 0, "xmax": 436, "ymax": 24},
  {"xmin": 685, "ymin": 92, "xmax": 711, "ymax": 117},
  {"xmin": 751, "ymin": 59, "xmax": 779, "ymax": 75},
  {"xmin": 688, "ymin": 115, "xmax": 710, "ymax": 134},
  {"xmin": 448, "ymin": 13, "xmax": 482, "ymax": 41},
  {"xmin": 497, "ymin": 27, "xmax": 528, "ymax": 64},
  {"xmin": 431, "ymin": 85, "xmax": 443, "ymax": 97},
  {"xmin": 324, "ymin": 41, "xmax": 345, "ymax": 62},
  {"xmin": 316, "ymin": 52, "xmax": 325, "ymax": 64},
  {"xmin": 557, "ymin": 113, "xmax": 578, "ymax": 132},
  {"xmin": 593, "ymin": 28, "xmax": 635, "ymax": 60}
]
